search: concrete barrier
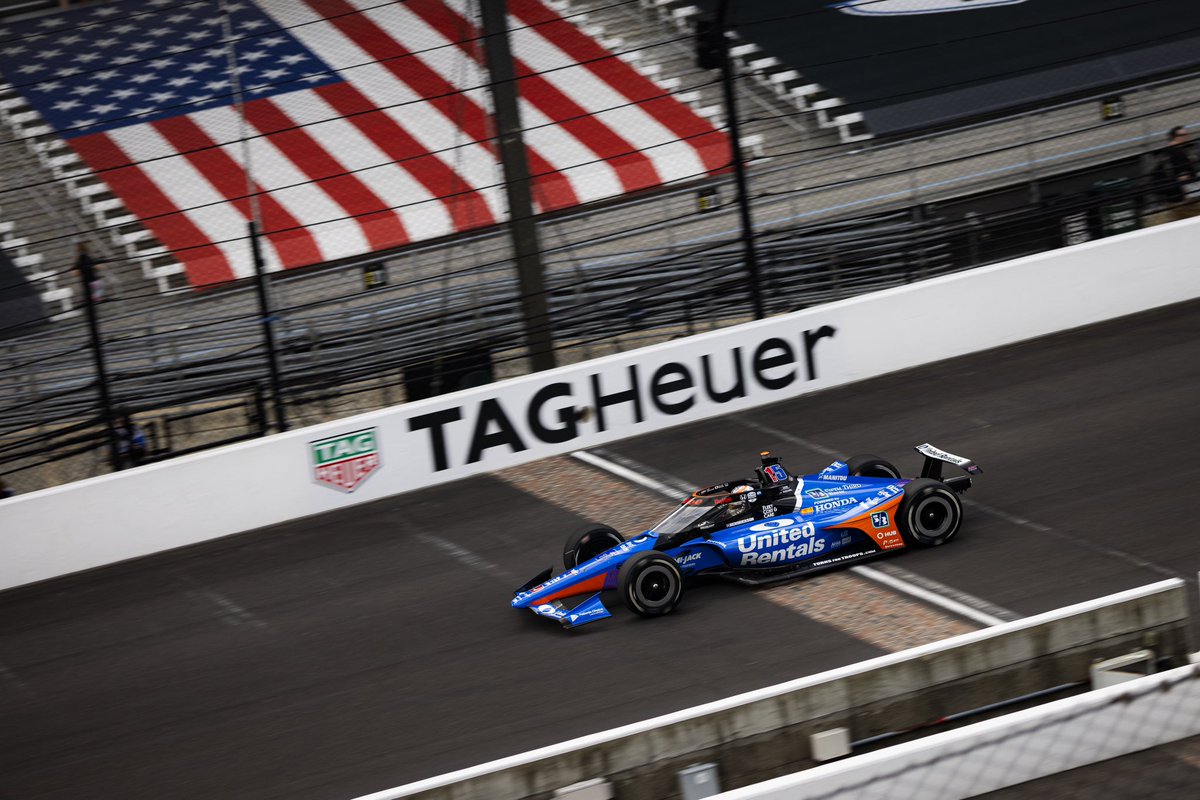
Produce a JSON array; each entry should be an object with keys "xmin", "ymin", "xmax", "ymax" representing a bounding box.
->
[
  {"xmin": 712, "ymin": 662, "xmax": 1200, "ymax": 799},
  {"xmin": 354, "ymin": 579, "xmax": 1192, "ymax": 800},
  {"xmin": 2, "ymin": 217, "xmax": 1199, "ymax": 590}
]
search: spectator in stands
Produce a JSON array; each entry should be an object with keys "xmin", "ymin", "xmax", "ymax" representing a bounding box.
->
[
  {"xmin": 75, "ymin": 242, "xmax": 122, "ymax": 303},
  {"xmin": 114, "ymin": 411, "xmax": 148, "ymax": 468},
  {"xmin": 0, "ymin": 478, "xmax": 14, "ymax": 499},
  {"xmin": 76, "ymin": 242, "xmax": 108, "ymax": 304},
  {"xmin": 1159, "ymin": 126, "xmax": 1198, "ymax": 218}
]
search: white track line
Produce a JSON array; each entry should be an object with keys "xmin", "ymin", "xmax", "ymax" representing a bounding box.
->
[
  {"xmin": 172, "ymin": 570, "xmax": 267, "ymax": 630},
  {"xmin": 413, "ymin": 531, "xmax": 517, "ymax": 584},
  {"xmin": 732, "ymin": 417, "xmax": 842, "ymax": 460},
  {"xmin": 572, "ymin": 449, "xmax": 689, "ymax": 497},
  {"xmin": 852, "ymin": 565, "xmax": 1013, "ymax": 626},
  {"xmin": 963, "ymin": 497, "xmax": 1190, "ymax": 584},
  {"xmin": 185, "ymin": 587, "xmax": 267, "ymax": 629},
  {"xmin": 572, "ymin": 447, "xmax": 1017, "ymax": 627}
]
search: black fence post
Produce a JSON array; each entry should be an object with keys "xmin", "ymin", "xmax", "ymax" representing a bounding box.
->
[
  {"xmin": 248, "ymin": 221, "xmax": 288, "ymax": 432},
  {"xmin": 481, "ymin": 0, "xmax": 556, "ymax": 371},
  {"xmin": 76, "ymin": 244, "xmax": 122, "ymax": 470},
  {"xmin": 711, "ymin": 0, "xmax": 764, "ymax": 320}
]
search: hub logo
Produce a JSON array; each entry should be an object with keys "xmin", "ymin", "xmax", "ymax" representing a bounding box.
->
[
  {"xmin": 310, "ymin": 428, "xmax": 381, "ymax": 492},
  {"xmin": 737, "ymin": 520, "xmax": 826, "ymax": 565},
  {"xmin": 832, "ymin": 0, "xmax": 1026, "ymax": 16}
]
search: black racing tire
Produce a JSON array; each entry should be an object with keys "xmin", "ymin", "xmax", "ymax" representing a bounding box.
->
[
  {"xmin": 898, "ymin": 478, "xmax": 963, "ymax": 547},
  {"xmin": 847, "ymin": 454, "xmax": 903, "ymax": 479},
  {"xmin": 563, "ymin": 523, "xmax": 624, "ymax": 569},
  {"xmin": 618, "ymin": 550, "xmax": 683, "ymax": 617}
]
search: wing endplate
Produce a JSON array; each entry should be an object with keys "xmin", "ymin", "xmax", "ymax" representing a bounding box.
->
[{"xmin": 915, "ymin": 443, "xmax": 982, "ymax": 479}]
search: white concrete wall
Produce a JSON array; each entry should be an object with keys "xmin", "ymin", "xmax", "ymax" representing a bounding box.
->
[
  {"xmin": 712, "ymin": 661, "xmax": 1200, "ymax": 800},
  {"xmin": 2, "ymin": 218, "xmax": 1198, "ymax": 590}
]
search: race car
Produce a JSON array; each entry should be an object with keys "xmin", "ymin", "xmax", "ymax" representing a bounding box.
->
[{"xmin": 512, "ymin": 444, "xmax": 981, "ymax": 628}]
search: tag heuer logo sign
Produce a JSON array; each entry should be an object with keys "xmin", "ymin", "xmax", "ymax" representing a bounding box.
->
[{"xmin": 310, "ymin": 428, "xmax": 381, "ymax": 492}]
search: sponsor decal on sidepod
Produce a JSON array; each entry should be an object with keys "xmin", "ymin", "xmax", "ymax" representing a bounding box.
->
[
  {"xmin": 813, "ymin": 497, "xmax": 855, "ymax": 513},
  {"xmin": 736, "ymin": 518, "xmax": 826, "ymax": 565}
]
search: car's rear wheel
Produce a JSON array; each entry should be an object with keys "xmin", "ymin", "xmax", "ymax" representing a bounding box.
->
[
  {"xmin": 898, "ymin": 478, "xmax": 963, "ymax": 547},
  {"xmin": 563, "ymin": 523, "xmax": 624, "ymax": 569},
  {"xmin": 618, "ymin": 550, "xmax": 683, "ymax": 617},
  {"xmin": 847, "ymin": 454, "xmax": 902, "ymax": 479}
]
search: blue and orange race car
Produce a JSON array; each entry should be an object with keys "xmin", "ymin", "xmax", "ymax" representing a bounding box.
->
[{"xmin": 512, "ymin": 444, "xmax": 981, "ymax": 628}]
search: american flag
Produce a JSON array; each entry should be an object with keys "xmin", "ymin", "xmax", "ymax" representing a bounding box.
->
[{"xmin": 0, "ymin": 0, "xmax": 729, "ymax": 287}]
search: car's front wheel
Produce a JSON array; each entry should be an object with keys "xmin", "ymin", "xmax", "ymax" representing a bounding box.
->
[
  {"xmin": 618, "ymin": 550, "xmax": 683, "ymax": 617},
  {"xmin": 563, "ymin": 523, "xmax": 624, "ymax": 569},
  {"xmin": 898, "ymin": 478, "xmax": 963, "ymax": 546},
  {"xmin": 847, "ymin": 453, "xmax": 902, "ymax": 479}
]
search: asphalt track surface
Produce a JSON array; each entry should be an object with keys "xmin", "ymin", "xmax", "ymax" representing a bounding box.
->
[{"xmin": 2, "ymin": 299, "xmax": 1199, "ymax": 800}]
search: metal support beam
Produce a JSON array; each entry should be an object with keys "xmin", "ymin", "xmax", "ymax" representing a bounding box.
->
[
  {"xmin": 481, "ymin": 0, "xmax": 555, "ymax": 371},
  {"xmin": 715, "ymin": 0, "xmax": 764, "ymax": 320},
  {"xmin": 249, "ymin": 221, "xmax": 288, "ymax": 431},
  {"xmin": 76, "ymin": 244, "xmax": 121, "ymax": 470}
]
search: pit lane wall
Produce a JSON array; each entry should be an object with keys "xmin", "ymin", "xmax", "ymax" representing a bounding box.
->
[
  {"xmin": 357, "ymin": 580, "xmax": 1192, "ymax": 800},
  {"xmin": 1, "ymin": 218, "xmax": 1199, "ymax": 590}
]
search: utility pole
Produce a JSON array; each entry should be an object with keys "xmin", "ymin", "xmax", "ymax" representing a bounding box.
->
[
  {"xmin": 480, "ymin": 0, "xmax": 556, "ymax": 370},
  {"xmin": 76, "ymin": 244, "xmax": 122, "ymax": 469},
  {"xmin": 699, "ymin": 0, "xmax": 764, "ymax": 319}
]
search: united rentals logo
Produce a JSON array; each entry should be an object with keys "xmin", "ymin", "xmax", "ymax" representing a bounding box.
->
[{"xmin": 310, "ymin": 428, "xmax": 381, "ymax": 492}]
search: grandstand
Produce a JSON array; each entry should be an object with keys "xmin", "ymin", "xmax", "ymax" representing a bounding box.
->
[
  {"xmin": 1, "ymin": 0, "xmax": 1199, "ymax": 489},
  {"xmin": 689, "ymin": 0, "xmax": 1200, "ymax": 138},
  {"xmin": 0, "ymin": 0, "xmax": 738, "ymax": 290}
]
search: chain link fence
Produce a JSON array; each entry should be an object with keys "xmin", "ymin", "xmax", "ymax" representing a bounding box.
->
[{"xmin": 727, "ymin": 663, "xmax": 1200, "ymax": 800}]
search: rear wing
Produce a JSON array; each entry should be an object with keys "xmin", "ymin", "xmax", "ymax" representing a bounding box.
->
[{"xmin": 915, "ymin": 443, "xmax": 982, "ymax": 481}]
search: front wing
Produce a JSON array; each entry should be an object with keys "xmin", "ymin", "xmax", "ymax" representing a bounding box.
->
[{"xmin": 526, "ymin": 593, "xmax": 611, "ymax": 628}]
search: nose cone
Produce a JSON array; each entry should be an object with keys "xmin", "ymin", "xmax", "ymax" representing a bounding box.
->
[{"xmin": 512, "ymin": 590, "xmax": 540, "ymax": 609}]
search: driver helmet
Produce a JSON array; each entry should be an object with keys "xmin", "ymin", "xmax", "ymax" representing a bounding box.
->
[{"xmin": 721, "ymin": 484, "xmax": 758, "ymax": 521}]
